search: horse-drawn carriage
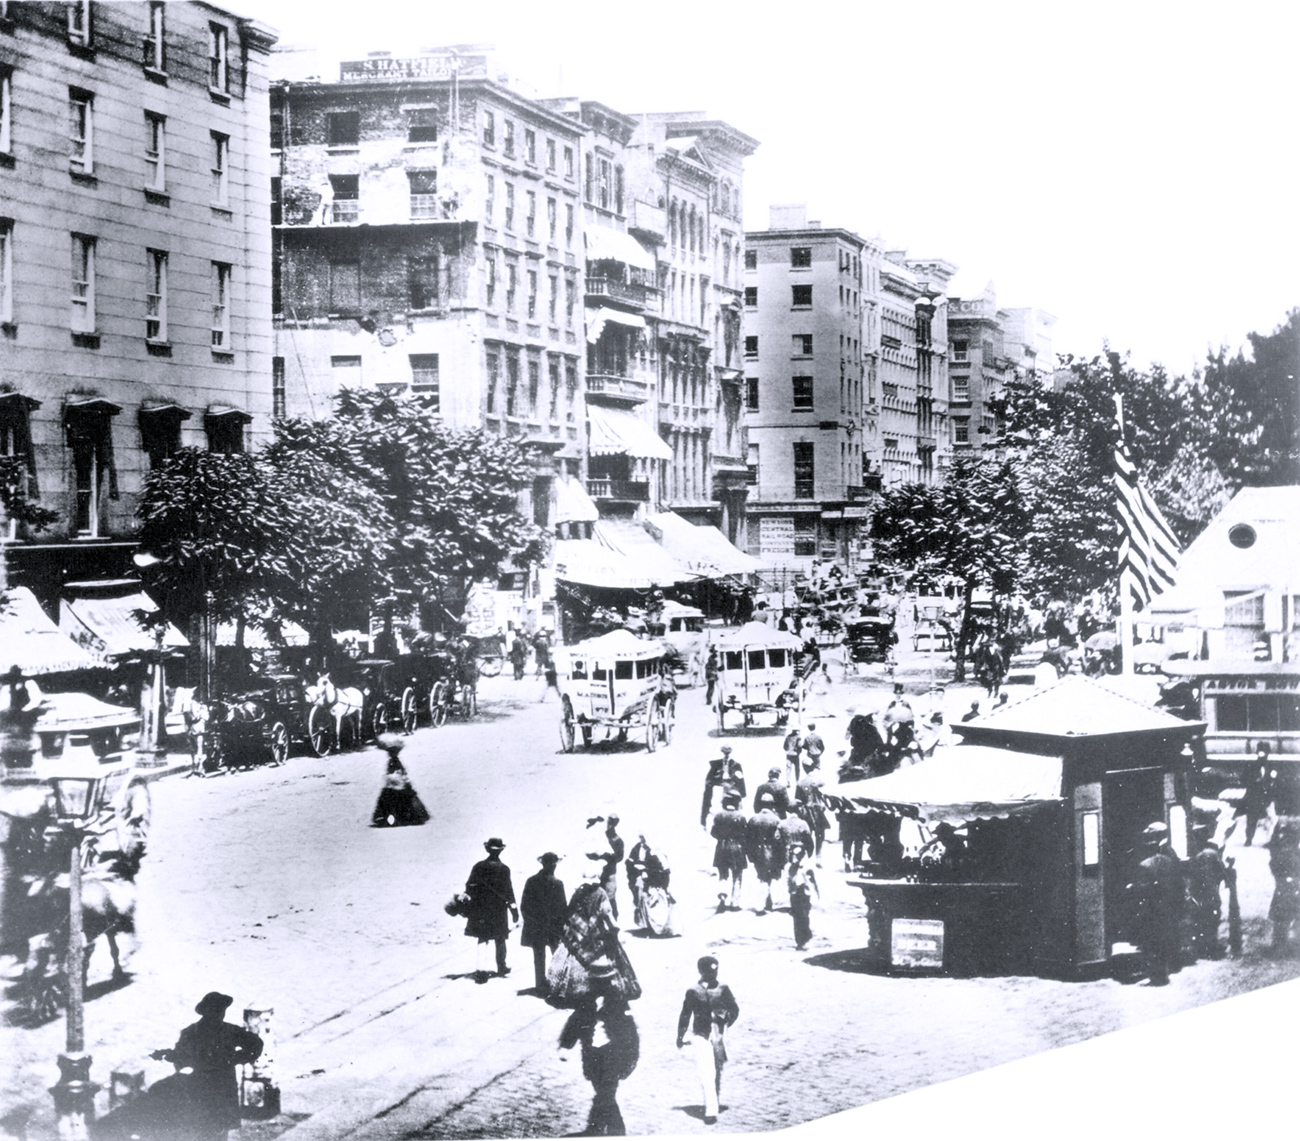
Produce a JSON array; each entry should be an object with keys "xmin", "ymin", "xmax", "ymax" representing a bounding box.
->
[
  {"xmin": 845, "ymin": 608, "xmax": 896, "ymax": 664},
  {"xmin": 555, "ymin": 630, "xmax": 676, "ymax": 753},
  {"xmin": 206, "ymin": 673, "xmax": 332, "ymax": 769},
  {"xmin": 713, "ymin": 622, "xmax": 806, "ymax": 733}
]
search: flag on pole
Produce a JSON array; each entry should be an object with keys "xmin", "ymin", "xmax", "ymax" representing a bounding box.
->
[{"xmin": 1113, "ymin": 396, "xmax": 1180, "ymax": 610}]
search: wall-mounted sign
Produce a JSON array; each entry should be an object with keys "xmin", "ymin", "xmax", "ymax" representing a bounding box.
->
[
  {"xmin": 340, "ymin": 55, "xmax": 489, "ymax": 83},
  {"xmin": 759, "ymin": 516, "xmax": 794, "ymax": 557}
]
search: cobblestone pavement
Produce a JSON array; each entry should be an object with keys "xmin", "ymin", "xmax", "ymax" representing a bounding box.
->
[{"xmin": 3, "ymin": 654, "xmax": 1298, "ymax": 1139}]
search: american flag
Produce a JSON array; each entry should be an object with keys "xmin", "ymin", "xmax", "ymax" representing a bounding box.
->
[{"xmin": 1113, "ymin": 396, "xmax": 1180, "ymax": 610}]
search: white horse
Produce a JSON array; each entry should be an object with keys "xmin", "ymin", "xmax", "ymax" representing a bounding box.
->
[{"xmin": 308, "ymin": 673, "xmax": 364, "ymax": 750}]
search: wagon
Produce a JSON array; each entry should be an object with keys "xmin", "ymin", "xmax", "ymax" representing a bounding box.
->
[
  {"xmin": 712, "ymin": 622, "xmax": 806, "ymax": 733},
  {"xmin": 648, "ymin": 602, "xmax": 707, "ymax": 686},
  {"xmin": 555, "ymin": 630, "xmax": 676, "ymax": 753},
  {"xmin": 846, "ymin": 610, "xmax": 896, "ymax": 663}
]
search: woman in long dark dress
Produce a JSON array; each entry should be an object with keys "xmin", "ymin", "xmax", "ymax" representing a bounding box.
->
[{"xmin": 371, "ymin": 736, "xmax": 429, "ymax": 827}]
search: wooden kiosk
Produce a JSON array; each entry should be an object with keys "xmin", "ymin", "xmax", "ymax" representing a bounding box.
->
[{"xmin": 836, "ymin": 676, "xmax": 1206, "ymax": 978}]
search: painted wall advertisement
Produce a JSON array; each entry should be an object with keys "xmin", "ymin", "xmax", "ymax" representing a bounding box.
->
[{"xmin": 759, "ymin": 516, "xmax": 795, "ymax": 558}]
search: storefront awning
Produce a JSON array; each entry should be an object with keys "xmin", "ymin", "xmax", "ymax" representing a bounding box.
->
[
  {"xmin": 587, "ymin": 404, "xmax": 672, "ymax": 461},
  {"xmin": 829, "ymin": 745, "xmax": 1064, "ymax": 827},
  {"xmin": 584, "ymin": 226, "xmax": 656, "ymax": 272},
  {"xmin": 59, "ymin": 591, "xmax": 188, "ymax": 664},
  {"xmin": 586, "ymin": 307, "xmax": 647, "ymax": 345},
  {"xmin": 593, "ymin": 519, "xmax": 697, "ymax": 587},
  {"xmin": 646, "ymin": 511, "xmax": 766, "ymax": 577},
  {"xmin": 0, "ymin": 588, "xmax": 100, "ymax": 675},
  {"xmin": 555, "ymin": 474, "xmax": 599, "ymax": 525}
]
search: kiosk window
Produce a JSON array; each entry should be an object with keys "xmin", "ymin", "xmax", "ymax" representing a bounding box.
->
[
  {"xmin": 725, "ymin": 651, "xmax": 744, "ymax": 671},
  {"xmin": 748, "ymin": 649, "xmax": 766, "ymax": 671},
  {"xmin": 615, "ymin": 661, "xmax": 634, "ymax": 680},
  {"xmin": 593, "ymin": 665, "xmax": 608, "ymax": 681},
  {"xmin": 768, "ymin": 648, "xmax": 787, "ymax": 669},
  {"xmin": 635, "ymin": 660, "xmax": 650, "ymax": 679},
  {"xmin": 571, "ymin": 660, "xmax": 586, "ymax": 679},
  {"xmin": 1081, "ymin": 812, "xmax": 1100, "ymax": 867}
]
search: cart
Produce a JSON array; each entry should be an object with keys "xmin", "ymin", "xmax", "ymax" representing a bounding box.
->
[
  {"xmin": 712, "ymin": 622, "xmax": 805, "ymax": 733},
  {"xmin": 846, "ymin": 610, "xmax": 896, "ymax": 663},
  {"xmin": 555, "ymin": 630, "xmax": 676, "ymax": 753}
]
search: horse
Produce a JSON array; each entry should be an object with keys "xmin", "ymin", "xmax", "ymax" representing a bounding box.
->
[{"xmin": 308, "ymin": 672, "xmax": 364, "ymax": 750}]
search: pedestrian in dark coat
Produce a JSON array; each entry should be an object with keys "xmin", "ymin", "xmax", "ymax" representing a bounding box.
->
[
  {"xmin": 1237, "ymin": 747, "xmax": 1275, "ymax": 846},
  {"xmin": 801, "ymin": 723, "xmax": 825, "ymax": 769},
  {"xmin": 510, "ymin": 633, "xmax": 528, "ymax": 681},
  {"xmin": 675, "ymin": 956, "xmax": 739, "ymax": 1125},
  {"xmin": 700, "ymin": 746, "xmax": 744, "ymax": 827},
  {"xmin": 704, "ymin": 648, "xmax": 719, "ymax": 705},
  {"xmin": 1267, "ymin": 816, "xmax": 1300, "ymax": 954},
  {"xmin": 370, "ymin": 736, "xmax": 429, "ymax": 827},
  {"xmin": 560, "ymin": 997, "xmax": 640, "ymax": 1136},
  {"xmin": 465, "ymin": 837, "xmax": 517, "ymax": 980},
  {"xmin": 521, "ymin": 852, "xmax": 568, "ymax": 993},
  {"xmin": 787, "ymin": 843, "xmax": 818, "ymax": 949},
  {"xmin": 1186, "ymin": 830, "xmax": 1226, "ymax": 961},
  {"xmin": 1128, "ymin": 821, "xmax": 1184, "ymax": 985},
  {"xmin": 150, "ymin": 992, "xmax": 263, "ymax": 1141},
  {"xmin": 845, "ymin": 707, "xmax": 883, "ymax": 772},
  {"xmin": 587, "ymin": 814, "xmax": 625, "ymax": 920},
  {"xmin": 710, "ymin": 794, "xmax": 748, "ymax": 911},
  {"xmin": 795, "ymin": 759, "xmax": 829, "ymax": 864},
  {"xmin": 782, "ymin": 726, "xmax": 803, "ymax": 783},
  {"xmin": 746, "ymin": 800, "xmax": 784, "ymax": 911},
  {"xmin": 753, "ymin": 768, "xmax": 791, "ymax": 819}
]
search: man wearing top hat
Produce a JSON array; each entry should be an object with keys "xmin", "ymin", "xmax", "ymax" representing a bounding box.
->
[
  {"xmin": 701, "ymin": 746, "xmax": 745, "ymax": 828},
  {"xmin": 152, "ymin": 991, "xmax": 263, "ymax": 1140},
  {"xmin": 464, "ymin": 837, "xmax": 518, "ymax": 980},
  {"xmin": 520, "ymin": 852, "xmax": 568, "ymax": 993}
]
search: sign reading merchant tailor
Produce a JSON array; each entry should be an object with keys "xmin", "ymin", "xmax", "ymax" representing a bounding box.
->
[{"xmin": 340, "ymin": 54, "xmax": 490, "ymax": 82}]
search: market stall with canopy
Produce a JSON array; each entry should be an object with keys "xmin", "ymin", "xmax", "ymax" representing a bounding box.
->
[{"xmin": 831, "ymin": 676, "xmax": 1206, "ymax": 978}]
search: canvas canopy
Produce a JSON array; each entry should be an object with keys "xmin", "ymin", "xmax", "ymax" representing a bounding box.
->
[
  {"xmin": 566, "ymin": 629, "xmax": 669, "ymax": 662},
  {"xmin": 59, "ymin": 591, "xmax": 188, "ymax": 664},
  {"xmin": 826, "ymin": 745, "xmax": 1065, "ymax": 827},
  {"xmin": 0, "ymin": 587, "xmax": 99, "ymax": 675},
  {"xmin": 646, "ymin": 511, "xmax": 765, "ymax": 576},
  {"xmin": 711, "ymin": 621, "xmax": 802, "ymax": 651},
  {"xmin": 586, "ymin": 405, "xmax": 673, "ymax": 461}
]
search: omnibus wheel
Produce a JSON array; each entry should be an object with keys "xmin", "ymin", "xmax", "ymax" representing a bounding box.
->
[
  {"xmin": 646, "ymin": 701, "xmax": 660, "ymax": 753},
  {"xmin": 268, "ymin": 721, "xmax": 290, "ymax": 766},
  {"xmin": 560, "ymin": 698, "xmax": 576, "ymax": 752},
  {"xmin": 716, "ymin": 704, "xmax": 727, "ymax": 734},
  {"xmin": 660, "ymin": 696, "xmax": 676, "ymax": 745},
  {"xmin": 400, "ymin": 688, "xmax": 418, "ymax": 734},
  {"xmin": 430, "ymin": 681, "xmax": 449, "ymax": 727},
  {"xmin": 370, "ymin": 702, "xmax": 388, "ymax": 742},
  {"xmin": 307, "ymin": 705, "xmax": 333, "ymax": 757}
]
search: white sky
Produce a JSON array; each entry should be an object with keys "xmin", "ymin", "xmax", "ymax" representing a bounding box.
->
[{"xmin": 250, "ymin": 0, "xmax": 1300, "ymax": 377}]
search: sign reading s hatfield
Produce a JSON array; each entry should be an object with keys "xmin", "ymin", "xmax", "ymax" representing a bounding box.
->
[{"xmin": 340, "ymin": 54, "xmax": 490, "ymax": 82}]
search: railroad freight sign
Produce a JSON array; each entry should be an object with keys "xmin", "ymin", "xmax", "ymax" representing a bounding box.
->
[
  {"xmin": 759, "ymin": 517, "xmax": 795, "ymax": 558},
  {"xmin": 891, "ymin": 918, "xmax": 945, "ymax": 969},
  {"xmin": 340, "ymin": 54, "xmax": 490, "ymax": 83}
]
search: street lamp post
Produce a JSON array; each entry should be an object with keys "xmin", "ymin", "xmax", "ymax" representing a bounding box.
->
[{"xmin": 46, "ymin": 752, "xmax": 108, "ymax": 1141}]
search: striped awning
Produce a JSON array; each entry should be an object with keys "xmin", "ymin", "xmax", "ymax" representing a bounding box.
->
[
  {"xmin": 0, "ymin": 588, "xmax": 100, "ymax": 675},
  {"xmin": 59, "ymin": 591, "xmax": 188, "ymax": 664},
  {"xmin": 587, "ymin": 404, "xmax": 672, "ymax": 461}
]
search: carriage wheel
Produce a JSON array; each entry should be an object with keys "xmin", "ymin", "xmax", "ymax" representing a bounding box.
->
[
  {"xmin": 463, "ymin": 686, "xmax": 478, "ymax": 718},
  {"xmin": 716, "ymin": 703, "xmax": 727, "ymax": 734},
  {"xmin": 560, "ymin": 698, "xmax": 576, "ymax": 752},
  {"xmin": 430, "ymin": 682, "xmax": 449, "ymax": 727},
  {"xmin": 370, "ymin": 702, "xmax": 388, "ymax": 742},
  {"xmin": 307, "ymin": 705, "xmax": 334, "ymax": 757},
  {"xmin": 646, "ymin": 702, "xmax": 660, "ymax": 753},
  {"xmin": 660, "ymin": 696, "xmax": 676, "ymax": 746},
  {"xmin": 268, "ymin": 721, "xmax": 290, "ymax": 766},
  {"xmin": 400, "ymin": 687, "xmax": 418, "ymax": 734}
]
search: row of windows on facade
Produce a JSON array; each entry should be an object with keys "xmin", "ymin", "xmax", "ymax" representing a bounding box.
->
[
  {"xmin": 0, "ymin": 397, "xmax": 246, "ymax": 539},
  {"xmin": 322, "ymin": 354, "xmax": 440, "ymax": 406},
  {"xmin": 483, "ymin": 349, "xmax": 580, "ymax": 423},
  {"xmin": 485, "ymin": 176, "xmax": 576, "ymax": 244},
  {"xmin": 743, "ymin": 284, "xmax": 814, "ymax": 307},
  {"xmin": 744, "ymin": 443, "xmax": 875, "ymax": 499},
  {"xmin": 483, "ymin": 253, "xmax": 577, "ymax": 326},
  {"xmin": 480, "ymin": 109, "xmax": 576, "ymax": 178},
  {"xmin": 0, "ymin": 223, "xmax": 233, "ymax": 347},
  {"xmin": 304, "ymin": 106, "xmax": 448, "ymax": 152},
  {"xmin": 743, "ymin": 246, "xmax": 865, "ymax": 278},
  {"xmin": 1, "ymin": 3, "xmax": 236, "ymax": 95},
  {"xmin": 300, "ymin": 170, "xmax": 446, "ymax": 224},
  {"xmin": 0, "ymin": 74, "xmax": 239, "ymax": 207}
]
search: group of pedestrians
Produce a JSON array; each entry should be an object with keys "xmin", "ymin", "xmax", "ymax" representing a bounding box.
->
[
  {"xmin": 452, "ymin": 825, "xmax": 740, "ymax": 1133},
  {"xmin": 701, "ymin": 738, "xmax": 828, "ymax": 950}
]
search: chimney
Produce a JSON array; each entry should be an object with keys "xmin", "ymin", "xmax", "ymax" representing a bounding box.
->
[{"xmin": 769, "ymin": 204, "xmax": 808, "ymax": 231}]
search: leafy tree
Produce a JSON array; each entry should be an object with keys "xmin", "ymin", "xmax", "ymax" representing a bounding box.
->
[
  {"xmin": 1198, "ymin": 309, "xmax": 1300, "ymax": 487},
  {"xmin": 137, "ymin": 449, "xmax": 300, "ymax": 696},
  {"xmin": 871, "ymin": 456, "xmax": 1028, "ymax": 676}
]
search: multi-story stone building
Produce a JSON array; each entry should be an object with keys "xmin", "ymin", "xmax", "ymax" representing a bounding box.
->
[
  {"xmin": 945, "ymin": 292, "xmax": 1057, "ymax": 460},
  {"xmin": 270, "ymin": 50, "xmax": 588, "ymax": 530},
  {"xmin": 742, "ymin": 206, "xmax": 874, "ymax": 568},
  {"xmin": 0, "ymin": 0, "xmax": 276, "ymax": 601}
]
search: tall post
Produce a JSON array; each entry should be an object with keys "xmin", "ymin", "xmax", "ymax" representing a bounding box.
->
[
  {"xmin": 1119, "ymin": 568, "xmax": 1135, "ymax": 677},
  {"xmin": 50, "ymin": 831, "xmax": 99, "ymax": 1141}
]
